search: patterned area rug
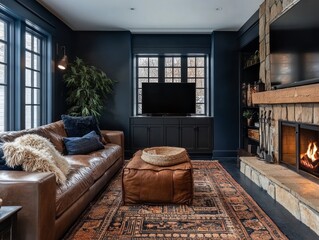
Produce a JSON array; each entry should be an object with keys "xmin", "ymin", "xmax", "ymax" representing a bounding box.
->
[{"xmin": 63, "ymin": 161, "xmax": 288, "ymax": 239}]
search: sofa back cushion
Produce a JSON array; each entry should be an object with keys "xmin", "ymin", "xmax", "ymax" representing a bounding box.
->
[{"xmin": 0, "ymin": 121, "xmax": 67, "ymax": 153}]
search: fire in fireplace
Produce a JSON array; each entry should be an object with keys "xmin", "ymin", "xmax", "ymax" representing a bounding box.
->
[
  {"xmin": 279, "ymin": 121, "xmax": 319, "ymax": 178},
  {"xmin": 300, "ymin": 142, "xmax": 319, "ymax": 173}
]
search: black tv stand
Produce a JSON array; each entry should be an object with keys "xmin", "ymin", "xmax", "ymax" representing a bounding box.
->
[{"xmin": 130, "ymin": 116, "xmax": 213, "ymax": 157}]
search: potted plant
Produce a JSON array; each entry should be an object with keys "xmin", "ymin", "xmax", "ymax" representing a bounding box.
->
[
  {"xmin": 63, "ymin": 57, "xmax": 115, "ymax": 119},
  {"xmin": 243, "ymin": 109, "xmax": 255, "ymax": 126}
]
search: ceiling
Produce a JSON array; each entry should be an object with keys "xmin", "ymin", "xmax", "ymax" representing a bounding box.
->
[{"xmin": 37, "ymin": 0, "xmax": 263, "ymax": 33}]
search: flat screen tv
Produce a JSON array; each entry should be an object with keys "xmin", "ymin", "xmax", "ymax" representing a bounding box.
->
[
  {"xmin": 142, "ymin": 83, "xmax": 196, "ymax": 116},
  {"xmin": 270, "ymin": 0, "xmax": 319, "ymax": 89}
]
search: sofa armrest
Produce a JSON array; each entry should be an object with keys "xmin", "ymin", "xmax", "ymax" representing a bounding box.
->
[
  {"xmin": 101, "ymin": 130, "xmax": 124, "ymax": 160},
  {"xmin": 0, "ymin": 171, "xmax": 56, "ymax": 240}
]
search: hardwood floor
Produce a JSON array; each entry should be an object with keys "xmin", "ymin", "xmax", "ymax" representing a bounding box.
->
[{"xmin": 219, "ymin": 159, "xmax": 318, "ymax": 240}]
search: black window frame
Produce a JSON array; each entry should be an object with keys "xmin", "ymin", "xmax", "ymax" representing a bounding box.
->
[
  {"xmin": 134, "ymin": 54, "xmax": 209, "ymax": 116},
  {"xmin": 0, "ymin": 7, "xmax": 52, "ymax": 132}
]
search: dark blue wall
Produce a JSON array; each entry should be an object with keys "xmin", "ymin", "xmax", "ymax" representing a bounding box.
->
[
  {"xmin": 73, "ymin": 31, "xmax": 132, "ymax": 147},
  {"xmin": 211, "ymin": 31, "xmax": 239, "ymax": 157},
  {"xmin": 2, "ymin": 1, "xmax": 243, "ymax": 158},
  {"xmin": 132, "ymin": 34, "xmax": 211, "ymax": 54},
  {"xmin": 0, "ymin": 0, "xmax": 74, "ymax": 121}
]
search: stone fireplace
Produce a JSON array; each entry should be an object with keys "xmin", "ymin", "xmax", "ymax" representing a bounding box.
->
[
  {"xmin": 240, "ymin": 0, "xmax": 319, "ymax": 236},
  {"xmin": 280, "ymin": 120, "xmax": 319, "ymax": 178}
]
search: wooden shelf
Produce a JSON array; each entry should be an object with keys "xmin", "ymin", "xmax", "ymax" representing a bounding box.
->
[{"xmin": 252, "ymin": 83, "xmax": 319, "ymax": 104}]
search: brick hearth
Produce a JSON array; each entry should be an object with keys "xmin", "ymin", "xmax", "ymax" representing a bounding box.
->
[{"xmin": 240, "ymin": 157, "xmax": 319, "ymax": 236}]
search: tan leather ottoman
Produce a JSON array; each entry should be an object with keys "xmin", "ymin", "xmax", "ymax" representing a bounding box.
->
[{"xmin": 122, "ymin": 150, "xmax": 193, "ymax": 205}]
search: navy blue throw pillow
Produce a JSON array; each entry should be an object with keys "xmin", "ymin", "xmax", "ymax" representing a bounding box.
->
[
  {"xmin": 63, "ymin": 131, "xmax": 104, "ymax": 155},
  {"xmin": 0, "ymin": 142, "xmax": 23, "ymax": 171},
  {"xmin": 61, "ymin": 115, "xmax": 102, "ymax": 138}
]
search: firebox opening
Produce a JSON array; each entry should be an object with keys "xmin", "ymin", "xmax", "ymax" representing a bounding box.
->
[
  {"xmin": 299, "ymin": 128, "xmax": 319, "ymax": 176},
  {"xmin": 279, "ymin": 121, "xmax": 319, "ymax": 178}
]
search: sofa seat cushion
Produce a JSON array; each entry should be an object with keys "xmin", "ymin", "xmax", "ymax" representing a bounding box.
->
[
  {"xmin": 55, "ymin": 144, "xmax": 122, "ymax": 217},
  {"xmin": 85, "ymin": 143, "xmax": 122, "ymax": 181},
  {"xmin": 55, "ymin": 163, "xmax": 94, "ymax": 217}
]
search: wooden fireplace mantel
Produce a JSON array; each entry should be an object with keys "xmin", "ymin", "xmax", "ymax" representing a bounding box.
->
[{"xmin": 252, "ymin": 83, "xmax": 319, "ymax": 104}]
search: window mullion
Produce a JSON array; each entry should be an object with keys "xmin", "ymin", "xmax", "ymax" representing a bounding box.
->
[
  {"xmin": 181, "ymin": 57, "xmax": 187, "ymax": 83},
  {"xmin": 158, "ymin": 56, "xmax": 165, "ymax": 83}
]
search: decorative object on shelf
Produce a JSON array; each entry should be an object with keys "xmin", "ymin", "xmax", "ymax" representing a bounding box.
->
[
  {"xmin": 244, "ymin": 50, "xmax": 260, "ymax": 68},
  {"xmin": 63, "ymin": 57, "xmax": 116, "ymax": 118},
  {"xmin": 253, "ymin": 50, "xmax": 259, "ymax": 64},
  {"xmin": 241, "ymin": 83, "xmax": 247, "ymax": 105},
  {"xmin": 246, "ymin": 84, "xmax": 251, "ymax": 106},
  {"xmin": 248, "ymin": 129, "xmax": 259, "ymax": 142},
  {"xmin": 246, "ymin": 84, "xmax": 256, "ymax": 107},
  {"xmin": 243, "ymin": 109, "xmax": 255, "ymax": 126},
  {"xmin": 255, "ymin": 79, "xmax": 265, "ymax": 92}
]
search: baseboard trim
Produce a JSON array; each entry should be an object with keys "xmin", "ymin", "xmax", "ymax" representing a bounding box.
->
[{"xmin": 213, "ymin": 150, "xmax": 237, "ymax": 158}]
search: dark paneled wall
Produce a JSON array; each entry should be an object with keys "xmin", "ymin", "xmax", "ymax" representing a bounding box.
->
[
  {"xmin": 0, "ymin": 0, "xmax": 74, "ymax": 121},
  {"xmin": 73, "ymin": 31, "xmax": 132, "ymax": 146},
  {"xmin": 2, "ymin": 1, "xmax": 243, "ymax": 158},
  {"xmin": 211, "ymin": 31, "xmax": 239, "ymax": 157},
  {"xmin": 132, "ymin": 34, "xmax": 211, "ymax": 54}
]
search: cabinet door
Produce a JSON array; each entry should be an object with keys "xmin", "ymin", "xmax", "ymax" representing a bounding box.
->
[
  {"xmin": 180, "ymin": 125, "xmax": 196, "ymax": 151},
  {"xmin": 196, "ymin": 125, "xmax": 212, "ymax": 151},
  {"xmin": 131, "ymin": 125, "xmax": 149, "ymax": 149},
  {"xmin": 164, "ymin": 125, "xmax": 180, "ymax": 147},
  {"xmin": 149, "ymin": 125, "xmax": 164, "ymax": 147}
]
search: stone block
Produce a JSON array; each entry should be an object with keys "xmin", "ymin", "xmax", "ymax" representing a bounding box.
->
[
  {"xmin": 275, "ymin": 0, "xmax": 283, "ymax": 18},
  {"xmin": 281, "ymin": 105, "xmax": 288, "ymax": 120},
  {"xmin": 240, "ymin": 162, "xmax": 246, "ymax": 174},
  {"xmin": 259, "ymin": 1, "xmax": 266, "ymax": 18},
  {"xmin": 287, "ymin": 104, "xmax": 295, "ymax": 122},
  {"xmin": 270, "ymin": 4, "xmax": 278, "ymax": 22},
  {"xmin": 276, "ymin": 186, "xmax": 301, "ymax": 220},
  {"xmin": 265, "ymin": 1, "xmax": 270, "ymax": 23},
  {"xmin": 265, "ymin": 57, "xmax": 270, "ymax": 73},
  {"xmin": 251, "ymin": 170, "xmax": 261, "ymax": 187},
  {"xmin": 259, "ymin": 14, "xmax": 266, "ymax": 40},
  {"xmin": 273, "ymin": 105, "xmax": 281, "ymax": 121},
  {"xmin": 245, "ymin": 165, "xmax": 252, "ymax": 179},
  {"xmin": 265, "ymin": 70, "xmax": 271, "ymax": 91},
  {"xmin": 259, "ymin": 174, "xmax": 270, "ymax": 191},
  {"xmin": 301, "ymin": 104, "xmax": 314, "ymax": 124},
  {"xmin": 259, "ymin": 61, "xmax": 265, "ymax": 82},
  {"xmin": 300, "ymin": 202, "xmax": 319, "ymax": 236},
  {"xmin": 265, "ymin": 37, "xmax": 270, "ymax": 56},
  {"xmin": 269, "ymin": 0, "xmax": 276, "ymax": 7},
  {"xmin": 267, "ymin": 183, "xmax": 276, "ymax": 199},
  {"xmin": 295, "ymin": 104, "xmax": 302, "ymax": 122},
  {"xmin": 259, "ymin": 39, "xmax": 266, "ymax": 62},
  {"xmin": 314, "ymin": 104, "xmax": 319, "ymax": 125}
]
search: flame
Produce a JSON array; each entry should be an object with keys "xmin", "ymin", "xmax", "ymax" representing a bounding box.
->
[{"xmin": 306, "ymin": 142, "xmax": 318, "ymax": 162}]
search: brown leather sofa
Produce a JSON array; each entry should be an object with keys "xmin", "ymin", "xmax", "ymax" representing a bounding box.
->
[{"xmin": 0, "ymin": 120, "xmax": 124, "ymax": 240}]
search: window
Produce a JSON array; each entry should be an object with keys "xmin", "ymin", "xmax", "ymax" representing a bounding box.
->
[
  {"xmin": 187, "ymin": 57, "xmax": 206, "ymax": 115},
  {"xmin": 165, "ymin": 57, "xmax": 181, "ymax": 83},
  {"xmin": 135, "ymin": 55, "xmax": 208, "ymax": 115},
  {"xmin": 0, "ymin": 17, "xmax": 9, "ymax": 131},
  {"xmin": 24, "ymin": 30, "xmax": 43, "ymax": 129},
  {"xmin": 136, "ymin": 57, "xmax": 159, "ymax": 114},
  {"xmin": 0, "ymin": 9, "xmax": 51, "ymax": 132}
]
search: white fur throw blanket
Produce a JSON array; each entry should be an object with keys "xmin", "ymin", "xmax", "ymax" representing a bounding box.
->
[{"xmin": 3, "ymin": 134, "xmax": 70, "ymax": 184}]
